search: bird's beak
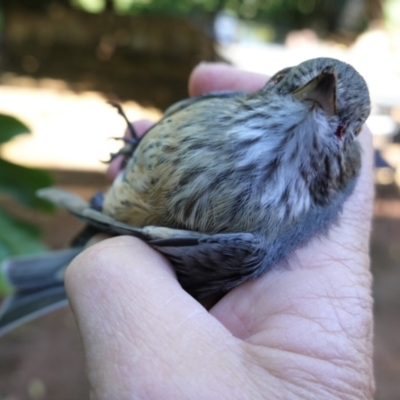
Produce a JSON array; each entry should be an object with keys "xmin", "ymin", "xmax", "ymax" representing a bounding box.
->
[{"xmin": 293, "ymin": 66, "xmax": 337, "ymax": 116}]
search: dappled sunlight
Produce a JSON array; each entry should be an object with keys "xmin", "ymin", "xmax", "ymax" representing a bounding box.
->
[{"xmin": 0, "ymin": 78, "xmax": 161, "ymax": 171}]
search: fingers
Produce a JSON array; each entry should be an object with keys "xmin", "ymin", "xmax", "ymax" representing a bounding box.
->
[
  {"xmin": 65, "ymin": 236, "xmax": 243, "ymax": 399},
  {"xmin": 189, "ymin": 62, "xmax": 268, "ymax": 96},
  {"xmin": 65, "ymin": 238, "xmax": 180, "ymax": 351},
  {"xmin": 124, "ymin": 118, "xmax": 154, "ymax": 139},
  {"xmin": 65, "ymin": 237, "xmax": 179, "ymax": 396},
  {"xmin": 106, "ymin": 119, "xmax": 154, "ymax": 182}
]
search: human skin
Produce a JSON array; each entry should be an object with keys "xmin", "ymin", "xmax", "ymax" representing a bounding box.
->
[{"xmin": 65, "ymin": 63, "xmax": 374, "ymax": 399}]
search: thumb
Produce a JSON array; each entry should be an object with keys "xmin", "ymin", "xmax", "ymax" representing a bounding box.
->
[{"xmin": 65, "ymin": 236, "xmax": 241, "ymax": 399}]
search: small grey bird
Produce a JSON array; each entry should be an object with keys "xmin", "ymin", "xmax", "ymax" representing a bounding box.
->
[{"xmin": 0, "ymin": 57, "xmax": 370, "ymax": 335}]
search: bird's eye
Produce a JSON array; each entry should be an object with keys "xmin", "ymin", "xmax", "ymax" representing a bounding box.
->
[
  {"xmin": 271, "ymin": 72, "xmax": 285, "ymax": 84},
  {"xmin": 269, "ymin": 68, "xmax": 290, "ymax": 85},
  {"xmin": 335, "ymin": 124, "xmax": 344, "ymax": 139}
]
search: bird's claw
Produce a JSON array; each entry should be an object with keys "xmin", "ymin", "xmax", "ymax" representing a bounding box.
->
[{"xmin": 108, "ymin": 101, "xmax": 138, "ymax": 140}]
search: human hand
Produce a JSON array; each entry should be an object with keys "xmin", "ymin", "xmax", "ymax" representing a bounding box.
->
[{"xmin": 65, "ymin": 63, "xmax": 374, "ymax": 399}]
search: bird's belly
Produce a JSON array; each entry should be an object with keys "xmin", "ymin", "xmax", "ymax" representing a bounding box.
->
[
  {"xmin": 102, "ymin": 121, "xmax": 200, "ymax": 227},
  {"xmin": 102, "ymin": 112, "xmax": 269, "ymax": 232}
]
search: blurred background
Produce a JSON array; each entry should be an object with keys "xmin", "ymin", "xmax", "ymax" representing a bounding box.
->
[{"xmin": 0, "ymin": 0, "xmax": 399, "ymax": 399}]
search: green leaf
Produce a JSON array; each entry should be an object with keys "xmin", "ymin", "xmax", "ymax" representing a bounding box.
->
[
  {"xmin": 0, "ymin": 209, "xmax": 47, "ymax": 294},
  {"xmin": 0, "ymin": 209, "xmax": 46, "ymax": 257},
  {"xmin": 0, "ymin": 114, "xmax": 30, "ymax": 144},
  {"xmin": 0, "ymin": 158, "xmax": 54, "ymax": 211}
]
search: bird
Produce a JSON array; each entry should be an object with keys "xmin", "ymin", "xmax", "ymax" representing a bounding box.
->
[{"xmin": 0, "ymin": 57, "xmax": 370, "ymax": 335}]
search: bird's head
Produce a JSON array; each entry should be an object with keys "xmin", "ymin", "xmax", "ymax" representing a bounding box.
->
[{"xmin": 262, "ymin": 57, "xmax": 370, "ymax": 145}]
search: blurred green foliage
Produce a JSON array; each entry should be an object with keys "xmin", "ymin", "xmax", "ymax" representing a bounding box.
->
[
  {"xmin": 71, "ymin": 0, "xmax": 343, "ymax": 22},
  {"xmin": 1, "ymin": 0, "xmax": 369, "ymax": 37},
  {"xmin": 67, "ymin": 0, "xmax": 367, "ymax": 39},
  {"xmin": 70, "ymin": 0, "xmax": 228, "ymax": 14},
  {"xmin": 0, "ymin": 114, "xmax": 53, "ymax": 294}
]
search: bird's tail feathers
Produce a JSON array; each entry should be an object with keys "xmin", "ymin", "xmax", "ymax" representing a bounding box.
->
[{"xmin": 0, "ymin": 247, "xmax": 82, "ymax": 337}]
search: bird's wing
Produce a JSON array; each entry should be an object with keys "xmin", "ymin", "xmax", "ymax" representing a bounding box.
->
[
  {"xmin": 163, "ymin": 91, "xmax": 246, "ymax": 119},
  {"xmin": 38, "ymin": 187, "xmax": 266, "ymax": 298},
  {"xmin": 148, "ymin": 229, "xmax": 265, "ymax": 298}
]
